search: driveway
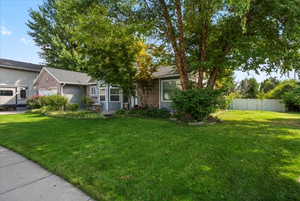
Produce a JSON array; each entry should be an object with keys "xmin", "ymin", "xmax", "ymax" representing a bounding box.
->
[{"xmin": 0, "ymin": 146, "xmax": 94, "ymax": 201}]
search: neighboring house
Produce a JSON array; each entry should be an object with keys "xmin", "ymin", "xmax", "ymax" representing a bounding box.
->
[{"xmin": 0, "ymin": 58, "xmax": 42, "ymax": 108}]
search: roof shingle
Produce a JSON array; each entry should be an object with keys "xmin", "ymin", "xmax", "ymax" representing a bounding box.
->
[
  {"xmin": 0, "ymin": 58, "xmax": 43, "ymax": 72},
  {"xmin": 45, "ymin": 67, "xmax": 94, "ymax": 85}
]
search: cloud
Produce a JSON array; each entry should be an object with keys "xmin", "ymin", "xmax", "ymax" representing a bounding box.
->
[
  {"xmin": 20, "ymin": 37, "xmax": 32, "ymax": 45},
  {"xmin": 0, "ymin": 26, "xmax": 12, "ymax": 35}
]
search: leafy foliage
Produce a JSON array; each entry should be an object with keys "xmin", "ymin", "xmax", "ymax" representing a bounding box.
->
[
  {"xmin": 265, "ymin": 80, "xmax": 299, "ymax": 99},
  {"xmin": 239, "ymin": 78, "xmax": 259, "ymax": 98},
  {"xmin": 117, "ymin": 107, "xmax": 171, "ymax": 119},
  {"xmin": 282, "ymin": 87, "xmax": 300, "ymax": 112},
  {"xmin": 260, "ymin": 78, "xmax": 280, "ymax": 93},
  {"xmin": 27, "ymin": 95, "xmax": 68, "ymax": 111},
  {"xmin": 172, "ymin": 88, "xmax": 224, "ymax": 121},
  {"xmin": 82, "ymin": 96, "xmax": 94, "ymax": 108},
  {"xmin": 70, "ymin": 4, "xmax": 140, "ymax": 95},
  {"xmin": 66, "ymin": 103, "xmax": 80, "ymax": 111}
]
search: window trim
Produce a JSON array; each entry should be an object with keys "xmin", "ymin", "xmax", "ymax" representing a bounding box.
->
[
  {"xmin": 90, "ymin": 86, "xmax": 98, "ymax": 97},
  {"xmin": 99, "ymin": 87, "xmax": 106, "ymax": 102},
  {"xmin": 160, "ymin": 79, "xmax": 181, "ymax": 102},
  {"xmin": 109, "ymin": 86, "xmax": 121, "ymax": 102},
  {"xmin": 20, "ymin": 89, "xmax": 27, "ymax": 99},
  {"xmin": 0, "ymin": 90, "xmax": 14, "ymax": 97}
]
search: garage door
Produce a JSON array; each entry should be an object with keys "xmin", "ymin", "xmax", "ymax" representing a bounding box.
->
[{"xmin": 63, "ymin": 85, "xmax": 85, "ymax": 104}]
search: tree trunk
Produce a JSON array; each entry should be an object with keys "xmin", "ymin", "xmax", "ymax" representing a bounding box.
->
[
  {"xmin": 198, "ymin": 17, "xmax": 209, "ymax": 88},
  {"xmin": 159, "ymin": 0, "xmax": 189, "ymax": 90},
  {"xmin": 175, "ymin": 0, "xmax": 189, "ymax": 90},
  {"xmin": 207, "ymin": 67, "xmax": 219, "ymax": 89}
]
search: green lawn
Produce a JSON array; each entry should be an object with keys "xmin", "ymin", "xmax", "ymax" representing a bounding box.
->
[{"xmin": 0, "ymin": 111, "xmax": 299, "ymax": 201}]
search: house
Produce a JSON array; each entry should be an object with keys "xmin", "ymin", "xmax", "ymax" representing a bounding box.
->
[
  {"xmin": 137, "ymin": 66, "xmax": 180, "ymax": 110},
  {"xmin": 0, "ymin": 58, "xmax": 42, "ymax": 108},
  {"xmin": 34, "ymin": 66, "xmax": 180, "ymax": 112},
  {"xmin": 33, "ymin": 67, "xmax": 127, "ymax": 112}
]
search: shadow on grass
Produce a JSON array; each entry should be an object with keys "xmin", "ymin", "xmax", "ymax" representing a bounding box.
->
[{"xmin": 0, "ymin": 115, "xmax": 299, "ymax": 201}]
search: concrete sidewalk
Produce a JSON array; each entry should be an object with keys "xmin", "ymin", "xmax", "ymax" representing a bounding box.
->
[
  {"xmin": 0, "ymin": 111, "xmax": 27, "ymax": 115},
  {"xmin": 0, "ymin": 146, "xmax": 94, "ymax": 201}
]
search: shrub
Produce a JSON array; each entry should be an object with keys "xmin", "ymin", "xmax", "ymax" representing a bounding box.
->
[
  {"xmin": 172, "ymin": 88, "xmax": 224, "ymax": 121},
  {"xmin": 265, "ymin": 80, "xmax": 298, "ymax": 99},
  {"xmin": 82, "ymin": 96, "xmax": 94, "ymax": 108},
  {"xmin": 120, "ymin": 106, "xmax": 170, "ymax": 118},
  {"xmin": 66, "ymin": 103, "xmax": 80, "ymax": 111},
  {"xmin": 116, "ymin": 109, "xmax": 127, "ymax": 115},
  {"xmin": 282, "ymin": 87, "xmax": 300, "ymax": 112},
  {"xmin": 27, "ymin": 95, "xmax": 68, "ymax": 110},
  {"xmin": 44, "ymin": 95, "xmax": 68, "ymax": 110},
  {"xmin": 222, "ymin": 92, "xmax": 242, "ymax": 109},
  {"xmin": 27, "ymin": 95, "xmax": 43, "ymax": 109}
]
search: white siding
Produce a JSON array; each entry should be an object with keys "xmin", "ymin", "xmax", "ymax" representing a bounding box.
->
[{"xmin": 0, "ymin": 67, "xmax": 39, "ymax": 105}]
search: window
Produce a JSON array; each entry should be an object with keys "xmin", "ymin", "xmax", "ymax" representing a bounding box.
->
[
  {"xmin": 110, "ymin": 87, "xmax": 120, "ymax": 102},
  {"xmin": 100, "ymin": 88, "xmax": 106, "ymax": 101},
  {"xmin": 161, "ymin": 80, "xmax": 181, "ymax": 101},
  {"xmin": 90, "ymin": 86, "xmax": 98, "ymax": 97},
  {"xmin": 0, "ymin": 90, "xmax": 13, "ymax": 96},
  {"xmin": 20, "ymin": 89, "xmax": 26, "ymax": 99}
]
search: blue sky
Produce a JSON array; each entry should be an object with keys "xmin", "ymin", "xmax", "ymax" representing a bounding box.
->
[
  {"xmin": 0, "ymin": 0, "xmax": 297, "ymax": 82},
  {"xmin": 0, "ymin": 0, "xmax": 44, "ymax": 64}
]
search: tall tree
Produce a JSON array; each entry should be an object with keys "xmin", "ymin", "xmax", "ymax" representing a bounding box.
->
[
  {"xmin": 239, "ymin": 78, "xmax": 259, "ymax": 98},
  {"xmin": 260, "ymin": 77, "xmax": 280, "ymax": 93},
  {"xmin": 108, "ymin": 0, "xmax": 300, "ymax": 89},
  {"xmin": 27, "ymin": 0, "xmax": 93, "ymax": 70},
  {"xmin": 28, "ymin": 0, "xmax": 300, "ymax": 91}
]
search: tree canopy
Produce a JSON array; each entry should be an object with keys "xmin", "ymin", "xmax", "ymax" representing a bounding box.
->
[{"xmin": 28, "ymin": 0, "xmax": 300, "ymax": 91}]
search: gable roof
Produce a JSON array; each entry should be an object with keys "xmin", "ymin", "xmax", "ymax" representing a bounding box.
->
[
  {"xmin": 0, "ymin": 58, "xmax": 43, "ymax": 72},
  {"xmin": 44, "ymin": 67, "xmax": 95, "ymax": 85},
  {"xmin": 152, "ymin": 66, "xmax": 179, "ymax": 79}
]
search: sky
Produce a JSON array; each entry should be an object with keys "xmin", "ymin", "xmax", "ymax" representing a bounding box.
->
[{"xmin": 0, "ymin": 0, "xmax": 298, "ymax": 82}]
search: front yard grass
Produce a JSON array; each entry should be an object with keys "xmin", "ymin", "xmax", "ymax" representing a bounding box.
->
[{"xmin": 0, "ymin": 111, "xmax": 299, "ymax": 201}]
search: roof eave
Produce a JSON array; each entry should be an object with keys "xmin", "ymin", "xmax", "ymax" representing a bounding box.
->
[{"xmin": 0, "ymin": 65, "xmax": 41, "ymax": 72}]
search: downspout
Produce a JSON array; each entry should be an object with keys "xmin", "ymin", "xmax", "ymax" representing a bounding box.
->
[
  {"xmin": 106, "ymin": 84, "xmax": 109, "ymax": 112},
  {"xmin": 61, "ymin": 83, "xmax": 66, "ymax": 95},
  {"xmin": 158, "ymin": 79, "xmax": 161, "ymax": 109},
  {"xmin": 15, "ymin": 87, "xmax": 18, "ymax": 107}
]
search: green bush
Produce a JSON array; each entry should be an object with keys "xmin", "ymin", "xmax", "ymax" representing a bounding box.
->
[
  {"xmin": 120, "ymin": 107, "xmax": 170, "ymax": 118},
  {"xmin": 27, "ymin": 95, "xmax": 68, "ymax": 110},
  {"xmin": 66, "ymin": 103, "xmax": 80, "ymax": 111},
  {"xmin": 282, "ymin": 87, "xmax": 300, "ymax": 112},
  {"xmin": 172, "ymin": 88, "xmax": 224, "ymax": 121},
  {"xmin": 265, "ymin": 80, "xmax": 298, "ymax": 99},
  {"xmin": 44, "ymin": 95, "xmax": 68, "ymax": 110},
  {"xmin": 82, "ymin": 96, "xmax": 94, "ymax": 107},
  {"xmin": 116, "ymin": 109, "xmax": 127, "ymax": 115},
  {"xmin": 222, "ymin": 92, "xmax": 242, "ymax": 109},
  {"xmin": 27, "ymin": 95, "xmax": 44, "ymax": 109}
]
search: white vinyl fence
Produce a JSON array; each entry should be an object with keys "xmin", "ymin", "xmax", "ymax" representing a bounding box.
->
[{"xmin": 230, "ymin": 99, "xmax": 286, "ymax": 112}]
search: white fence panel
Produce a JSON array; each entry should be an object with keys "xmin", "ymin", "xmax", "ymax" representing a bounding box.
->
[{"xmin": 230, "ymin": 99, "xmax": 286, "ymax": 112}]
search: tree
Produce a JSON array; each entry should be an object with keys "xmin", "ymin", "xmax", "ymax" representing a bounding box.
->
[
  {"xmin": 265, "ymin": 80, "xmax": 299, "ymax": 99},
  {"xmin": 28, "ymin": 0, "xmax": 300, "ymax": 91},
  {"xmin": 260, "ymin": 78, "xmax": 280, "ymax": 93},
  {"xmin": 27, "ymin": 0, "xmax": 93, "ymax": 70},
  {"xmin": 69, "ymin": 4, "xmax": 140, "ymax": 96},
  {"xmin": 107, "ymin": 0, "xmax": 300, "ymax": 90},
  {"xmin": 239, "ymin": 78, "xmax": 259, "ymax": 98},
  {"xmin": 135, "ymin": 42, "xmax": 171, "ymax": 106},
  {"xmin": 28, "ymin": 0, "xmax": 141, "ymax": 96}
]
